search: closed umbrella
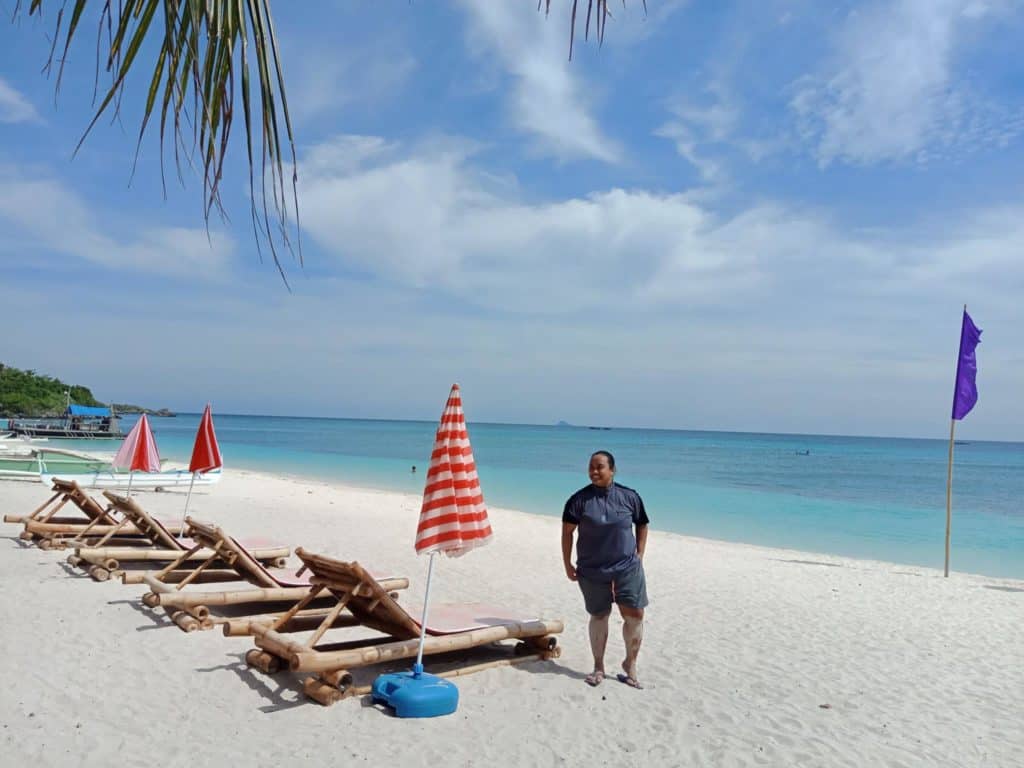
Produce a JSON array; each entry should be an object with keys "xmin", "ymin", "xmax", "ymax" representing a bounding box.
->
[
  {"xmin": 373, "ymin": 383, "xmax": 492, "ymax": 717},
  {"xmin": 112, "ymin": 413, "xmax": 160, "ymax": 497},
  {"xmin": 181, "ymin": 404, "xmax": 223, "ymax": 534}
]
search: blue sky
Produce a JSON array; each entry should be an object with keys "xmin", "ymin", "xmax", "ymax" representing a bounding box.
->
[{"xmin": 1, "ymin": 1, "xmax": 1023, "ymax": 439}]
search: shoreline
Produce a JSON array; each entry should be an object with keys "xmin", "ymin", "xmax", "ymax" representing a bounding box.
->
[
  {"xmin": 237, "ymin": 468, "xmax": 1024, "ymax": 586},
  {"xmin": 3, "ymin": 466, "xmax": 1021, "ymax": 585}
]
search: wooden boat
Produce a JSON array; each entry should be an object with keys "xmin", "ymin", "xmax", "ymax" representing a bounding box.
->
[{"xmin": 7, "ymin": 404, "xmax": 126, "ymax": 439}]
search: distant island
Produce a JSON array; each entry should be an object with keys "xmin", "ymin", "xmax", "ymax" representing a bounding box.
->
[
  {"xmin": 0, "ymin": 362, "xmax": 174, "ymax": 418},
  {"xmin": 111, "ymin": 404, "xmax": 177, "ymax": 417}
]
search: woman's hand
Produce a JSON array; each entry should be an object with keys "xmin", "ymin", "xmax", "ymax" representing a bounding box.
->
[{"xmin": 564, "ymin": 563, "xmax": 578, "ymax": 581}]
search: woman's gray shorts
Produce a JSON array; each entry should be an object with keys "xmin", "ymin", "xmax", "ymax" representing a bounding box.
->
[{"xmin": 578, "ymin": 563, "xmax": 648, "ymax": 616}]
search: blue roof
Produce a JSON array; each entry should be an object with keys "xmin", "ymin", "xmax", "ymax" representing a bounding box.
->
[{"xmin": 67, "ymin": 405, "xmax": 111, "ymax": 417}]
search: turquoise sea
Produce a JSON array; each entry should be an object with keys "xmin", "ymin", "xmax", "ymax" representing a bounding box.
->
[{"xmin": 66, "ymin": 414, "xmax": 1024, "ymax": 579}]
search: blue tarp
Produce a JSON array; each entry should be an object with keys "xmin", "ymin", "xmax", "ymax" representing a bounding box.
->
[{"xmin": 66, "ymin": 405, "xmax": 111, "ymax": 417}]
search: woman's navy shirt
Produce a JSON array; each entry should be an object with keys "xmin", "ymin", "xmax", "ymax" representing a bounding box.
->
[{"xmin": 563, "ymin": 482, "xmax": 649, "ymax": 582}]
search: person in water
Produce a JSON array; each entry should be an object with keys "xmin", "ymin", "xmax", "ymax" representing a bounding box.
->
[{"xmin": 561, "ymin": 450, "xmax": 649, "ymax": 689}]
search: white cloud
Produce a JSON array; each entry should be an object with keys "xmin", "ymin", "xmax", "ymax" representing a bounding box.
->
[
  {"xmin": 0, "ymin": 78, "xmax": 40, "ymax": 124},
  {"xmin": 297, "ymin": 134, "xmax": 1024, "ymax": 322},
  {"xmin": 0, "ymin": 166, "xmax": 234, "ymax": 278},
  {"xmin": 656, "ymin": 85, "xmax": 739, "ymax": 182},
  {"xmin": 456, "ymin": 1, "xmax": 619, "ymax": 162},
  {"xmin": 791, "ymin": 0, "xmax": 1023, "ymax": 165},
  {"xmin": 286, "ymin": 42, "xmax": 416, "ymax": 123}
]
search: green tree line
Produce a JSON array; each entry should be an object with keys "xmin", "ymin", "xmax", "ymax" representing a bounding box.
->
[{"xmin": 0, "ymin": 363, "xmax": 104, "ymax": 417}]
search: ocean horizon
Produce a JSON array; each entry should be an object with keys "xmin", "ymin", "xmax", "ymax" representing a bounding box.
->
[{"xmin": 59, "ymin": 412, "xmax": 1024, "ymax": 580}]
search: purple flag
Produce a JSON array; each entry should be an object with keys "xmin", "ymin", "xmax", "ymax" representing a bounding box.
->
[{"xmin": 951, "ymin": 310, "xmax": 982, "ymax": 420}]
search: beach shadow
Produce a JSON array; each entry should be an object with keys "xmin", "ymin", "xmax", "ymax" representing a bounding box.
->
[
  {"xmin": 982, "ymin": 585, "xmax": 1024, "ymax": 593},
  {"xmin": 197, "ymin": 641, "xmax": 584, "ymax": 715},
  {"xmin": 352, "ymin": 654, "xmax": 585, "ymax": 717},
  {"xmin": 2, "ymin": 534, "xmax": 36, "ymax": 549},
  {"xmin": 56, "ymin": 560, "xmax": 91, "ymax": 578},
  {"xmin": 106, "ymin": 597, "xmax": 176, "ymax": 630},
  {"xmin": 194, "ymin": 653, "xmax": 309, "ymax": 713},
  {"xmin": 772, "ymin": 558, "xmax": 842, "ymax": 568}
]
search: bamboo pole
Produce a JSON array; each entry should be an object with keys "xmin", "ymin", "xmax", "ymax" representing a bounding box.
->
[
  {"xmin": 140, "ymin": 574, "xmax": 407, "ymax": 611},
  {"xmin": 305, "ymin": 592, "xmax": 353, "ymax": 648},
  {"xmin": 69, "ymin": 515, "xmax": 129, "ymax": 548},
  {"xmin": 122, "ymin": 569, "xmax": 240, "ymax": 586},
  {"xmin": 944, "ymin": 418, "xmax": 956, "ymax": 578},
  {"xmin": 275, "ymin": 620, "xmax": 564, "ymax": 674},
  {"xmin": 268, "ymin": 585, "xmax": 327, "ymax": 632},
  {"xmin": 150, "ymin": 543, "xmax": 208, "ymax": 580},
  {"xmin": 4, "ymin": 490, "xmax": 62, "ymax": 523},
  {"xmin": 245, "ymin": 649, "xmax": 281, "ymax": 674},
  {"xmin": 24, "ymin": 521, "xmax": 146, "ymax": 537},
  {"xmin": 39, "ymin": 493, "xmax": 76, "ymax": 523},
  {"xmin": 222, "ymin": 612, "xmax": 360, "ymax": 637},
  {"xmin": 9, "ymin": 514, "xmax": 87, "ymax": 527},
  {"xmin": 72, "ymin": 545, "xmax": 289, "ymax": 563},
  {"xmin": 250, "ymin": 627, "xmax": 310, "ymax": 661},
  {"xmin": 146, "ymin": 583, "xmax": 319, "ymax": 609}
]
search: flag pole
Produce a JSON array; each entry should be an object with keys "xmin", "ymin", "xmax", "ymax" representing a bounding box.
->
[
  {"xmin": 413, "ymin": 551, "xmax": 437, "ymax": 677},
  {"xmin": 945, "ymin": 303, "xmax": 969, "ymax": 579},
  {"xmin": 944, "ymin": 418, "xmax": 955, "ymax": 578}
]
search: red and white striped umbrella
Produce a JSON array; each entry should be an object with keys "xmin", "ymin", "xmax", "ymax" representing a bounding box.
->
[{"xmin": 415, "ymin": 383, "xmax": 492, "ymax": 556}]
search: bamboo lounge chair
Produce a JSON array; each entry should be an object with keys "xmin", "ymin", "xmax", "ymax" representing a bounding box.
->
[
  {"xmin": 68, "ymin": 492, "xmax": 289, "ymax": 583},
  {"xmin": 135, "ymin": 516, "xmax": 409, "ymax": 633},
  {"xmin": 3, "ymin": 478, "xmax": 183, "ymax": 549},
  {"xmin": 246, "ymin": 548, "xmax": 563, "ymax": 706}
]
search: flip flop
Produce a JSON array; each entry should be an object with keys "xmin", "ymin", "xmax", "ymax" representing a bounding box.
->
[
  {"xmin": 584, "ymin": 670, "xmax": 605, "ymax": 687},
  {"xmin": 616, "ymin": 673, "xmax": 644, "ymax": 690}
]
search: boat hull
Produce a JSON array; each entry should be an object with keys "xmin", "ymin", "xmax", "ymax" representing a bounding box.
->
[
  {"xmin": 40, "ymin": 468, "xmax": 222, "ymax": 490},
  {"xmin": 0, "ymin": 448, "xmax": 110, "ymax": 480}
]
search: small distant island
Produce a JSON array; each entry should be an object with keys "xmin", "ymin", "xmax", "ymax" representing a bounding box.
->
[
  {"xmin": 0, "ymin": 362, "xmax": 173, "ymax": 417},
  {"xmin": 111, "ymin": 404, "xmax": 177, "ymax": 417}
]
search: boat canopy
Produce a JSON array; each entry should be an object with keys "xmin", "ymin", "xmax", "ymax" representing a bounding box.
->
[{"xmin": 66, "ymin": 405, "xmax": 111, "ymax": 417}]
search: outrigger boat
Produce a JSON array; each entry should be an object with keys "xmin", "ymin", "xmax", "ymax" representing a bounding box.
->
[
  {"xmin": 0, "ymin": 447, "xmax": 111, "ymax": 480},
  {"xmin": 7, "ymin": 404, "xmax": 126, "ymax": 439},
  {"xmin": 40, "ymin": 467, "xmax": 222, "ymax": 490}
]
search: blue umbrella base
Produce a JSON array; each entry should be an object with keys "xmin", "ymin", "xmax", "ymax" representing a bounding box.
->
[{"xmin": 372, "ymin": 670, "xmax": 459, "ymax": 718}]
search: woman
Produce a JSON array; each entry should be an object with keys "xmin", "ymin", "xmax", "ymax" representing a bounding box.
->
[{"xmin": 561, "ymin": 450, "xmax": 649, "ymax": 689}]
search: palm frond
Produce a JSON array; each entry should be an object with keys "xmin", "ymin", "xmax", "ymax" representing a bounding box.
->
[
  {"xmin": 16, "ymin": 0, "xmax": 300, "ymax": 285},
  {"xmin": 541, "ymin": 0, "xmax": 647, "ymax": 59}
]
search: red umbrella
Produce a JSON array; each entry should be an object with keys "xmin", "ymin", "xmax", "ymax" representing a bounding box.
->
[
  {"xmin": 411, "ymin": 384, "xmax": 492, "ymax": 674},
  {"xmin": 112, "ymin": 413, "xmax": 161, "ymax": 496},
  {"xmin": 189, "ymin": 404, "xmax": 223, "ymax": 473},
  {"xmin": 182, "ymin": 404, "xmax": 223, "ymax": 530}
]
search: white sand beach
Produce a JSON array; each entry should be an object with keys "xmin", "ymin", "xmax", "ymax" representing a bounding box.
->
[{"xmin": 1, "ymin": 470, "xmax": 1021, "ymax": 767}]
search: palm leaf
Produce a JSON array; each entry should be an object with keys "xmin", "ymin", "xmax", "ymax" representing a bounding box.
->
[
  {"xmin": 541, "ymin": 0, "xmax": 647, "ymax": 59},
  {"xmin": 15, "ymin": 0, "xmax": 300, "ymax": 282},
  {"xmin": 12, "ymin": 1, "xmax": 640, "ymax": 284}
]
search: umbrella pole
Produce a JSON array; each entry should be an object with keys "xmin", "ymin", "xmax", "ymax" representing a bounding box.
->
[
  {"xmin": 126, "ymin": 471, "xmax": 134, "ymax": 498},
  {"xmin": 413, "ymin": 551, "xmax": 437, "ymax": 677},
  {"xmin": 180, "ymin": 472, "xmax": 198, "ymax": 539}
]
